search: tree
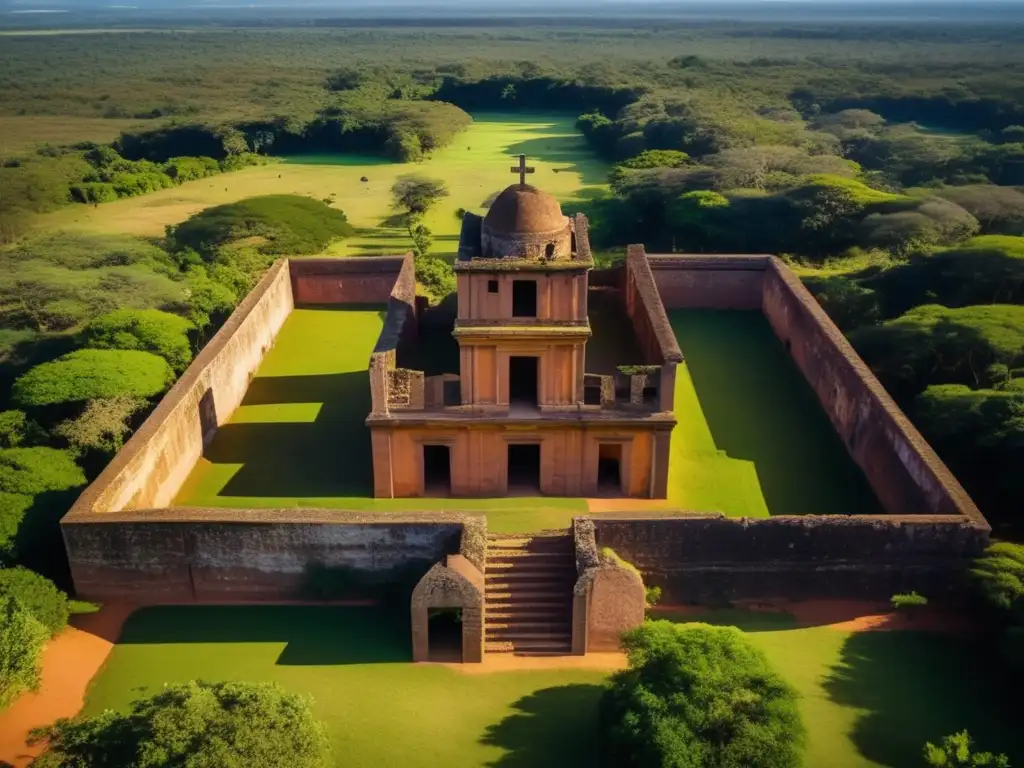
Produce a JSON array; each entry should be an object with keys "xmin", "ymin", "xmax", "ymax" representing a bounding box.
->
[
  {"xmin": 969, "ymin": 542, "xmax": 1024, "ymax": 625},
  {"xmin": 802, "ymin": 275, "xmax": 881, "ymax": 332},
  {"xmin": 0, "ymin": 593, "xmax": 48, "ymax": 709},
  {"xmin": 936, "ymin": 186, "xmax": 1024, "ymax": 236},
  {"xmin": 12, "ymin": 350, "xmax": 174, "ymax": 407},
  {"xmin": 619, "ymin": 150, "xmax": 690, "ymax": 170},
  {"xmin": 80, "ymin": 308, "xmax": 193, "ymax": 373},
  {"xmin": 32, "ymin": 680, "xmax": 331, "ymax": 768},
  {"xmin": 924, "ymin": 731, "xmax": 1009, "ymax": 767},
  {"xmin": 410, "ymin": 223, "xmax": 433, "ymax": 258},
  {"xmin": 668, "ymin": 191, "xmax": 731, "ymax": 252},
  {"xmin": 601, "ymin": 621, "xmax": 804, "ymax": 768},
  {"xmin": 0, "ymin": 566, "xmax": 69, "ymax": 636},
  {"xmin": 390, "ymin": 175, "xmax": 449, "ymax": 217},
  {"xmin": 54, "ymin": 396, "xmax": 147, "ymax": 457}
]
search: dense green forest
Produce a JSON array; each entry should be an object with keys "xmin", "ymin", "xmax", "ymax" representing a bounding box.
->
[{"xmin": 0, "ymin": 20, "xmax": 1023, "ymax": 619}]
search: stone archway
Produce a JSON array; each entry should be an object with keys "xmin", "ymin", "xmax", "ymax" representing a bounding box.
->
[{"xmin": 411, "ymin": 555, "xmax": 484, "ymax": 663}]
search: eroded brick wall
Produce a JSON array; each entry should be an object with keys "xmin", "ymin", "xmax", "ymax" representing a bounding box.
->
[
  {"xmin": 648, "ymin": 255, "xmax": 767, "ymax": 310},
  {"xmin": 761, "ymin": 260, "xmax": 984, "ymax": 521},
  {"xmin": 63, "ymin": 511, "xmax": 463, "ymax": 601},
  {"xmin": 593, "ymin": 515, "xmax": 988, "ymax": 602},
  {"xmin": 290, "ymin": 255, "xmax": 411, "ymax": 305}
]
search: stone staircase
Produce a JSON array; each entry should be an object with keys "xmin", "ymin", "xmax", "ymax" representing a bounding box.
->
[{"xmin": 484, "ymin": 531, "xmax": 576, "ymax": 655}]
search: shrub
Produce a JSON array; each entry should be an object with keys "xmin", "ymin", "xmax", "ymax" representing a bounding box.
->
[
  {"xmin": 0, "ymin": 593, "xmax": 48, "ymax": 709},
  {"xmin": 602, "ymin": 621, "xmax": 804, "ymax": 768},
  {"xmin": 0, "ymin": 493, "xmax": 33, "ymax": 563},
  {"xmin": 969, "ymin": 542, "xmax": 1024, "ymax": 625},
  {"xmin": 0, "ymin": 411, "xmax": 29, "ymax": 449},
  {"xmin": 0, "ymin": 448, "xmax": 85, "ymax": 497},
  {"xmin": 80, "ymin": 308, "xmax": 193, "ymax": 373},
  {"xmin": 54, "ymin": 396, "xmax": 147, "ymax": 457},
  {"xmin": 12, "ymin": 349, "xmax": 174, "ymax": 407},
  {"xmin": 0, "ymin": 567, "xmax": 69, "ymax": 636},
  {"xmin": 32, "ymin": 680, "xmax": 331, "ymax": 768},
  {"xmin": 923, "ymin": 730, "xmax": 1009, "ymax": 767},
  {"xmin": 167, "ymin": 195, "xmax": 354, "ymax": 259},
  {"xmin": 891, "ymin": 591, "xmax": 929, "ymax": 611}
]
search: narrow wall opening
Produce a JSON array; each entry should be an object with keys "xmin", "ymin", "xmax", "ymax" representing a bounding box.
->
[{"xmin": 423, "ymin": 444, "xmax": 451, "ymax": 494}]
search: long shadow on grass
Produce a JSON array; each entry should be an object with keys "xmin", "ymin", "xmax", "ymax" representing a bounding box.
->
[
  {"xmin": 670, "ymin": 310, "xmax": 881, "ymax": 516},
  {"xmin": 202, "ymin": 371, "xmax": 374, "ymax": 498},
  {"xmin": 823, "ymin": 631, "xmax": 1022, "ymax": 767},
  {"xmin": 503, "ymin": 134, "xmax": 609, "ymax": 186},
  {"xmin": 481, "ymin": 684, "xmax": 607, "ymax": 768},
  {"xmin": 117, "ymin": 606, "xmax": 410, "ymax": 665}
]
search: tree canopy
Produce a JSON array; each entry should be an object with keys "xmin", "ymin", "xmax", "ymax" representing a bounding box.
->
[
  {"xmin": 32, "ymin": 680, "xmax": 331, "ymax": 768},
  {"xmin": 601, "ymin": 621, "xmax": 804, "ymax": 768},
  {"xmin": 12, "ymin": 349, "xmax": 174, "ymax": 407},
  {"xmin": 79, "ymin": 308, "xmax": 193, "ymax": 373}
]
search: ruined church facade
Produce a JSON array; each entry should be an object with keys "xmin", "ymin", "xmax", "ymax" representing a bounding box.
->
[{"xmin": 366, "ymin": 164, "xmax": 679, "ymax": 499}]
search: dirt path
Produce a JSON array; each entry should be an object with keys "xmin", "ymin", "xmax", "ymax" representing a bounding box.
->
[{"xmin": 0, "ymin": 604, "xmax": 135, "ymax": 768}]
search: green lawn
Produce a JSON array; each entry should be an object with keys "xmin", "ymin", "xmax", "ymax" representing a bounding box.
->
[
  {"xmin": 667, "ymin": 310, "xmax": 882, "ymax": 516},
  {"xmin": 40, "ymin": 111, "xmax": 610, "ymax": 262},
  {"xmin": 83, "ymin": 605, "xmax": 1022, "ymax": 768},
  {"xmin": 83, "ymin": 605, "xmax": 608, "ymax": 768}
]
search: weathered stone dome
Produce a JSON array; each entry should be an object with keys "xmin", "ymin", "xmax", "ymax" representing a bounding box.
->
[{"xmin": 483, "ymin": 184, "xmax": 566, "ymax": 234}]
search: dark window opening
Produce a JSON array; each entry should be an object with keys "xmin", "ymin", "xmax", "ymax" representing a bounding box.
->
[
  {"xmin": 423, "ymin": 444, "xmax": 451, "ymax": 494},
  {"xmin": 487, "ymin": 279, "xmax": 499, "ymax": 294},
  {"xmin": 584, "ymin": 385, "xmax": 602, "ymax": 406},
  {"xmin": 544, "ymin": 243, "xmax": 555, "ymax": 258},
  {"xmin": 597, "ymin": 443, "xmax": 622, "ymax": 493},
  {"xmin": 509, "ymin": 356, "xmax": 539, "ymax": 406},
  {"xmin": 443, "ymin": 380, "xmax": 461, "ymax": 406},
  {"xmin": 512, "ymin": 280, "xmax": 537, "ymax": 317},
  {"xmin": 508, "ymin": 443, "xmax": 541, "ymax": 492},
  {"xmin": 643, "ymin": 386, "xmax": 658, "ymax": 405},
  {"xmin": 427, "ymin": 607, "xmax": 462, "ymax": 662}
]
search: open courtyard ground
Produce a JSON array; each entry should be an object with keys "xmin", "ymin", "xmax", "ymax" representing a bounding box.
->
[
  {"xmin": 38, "ymin": 112, "xmax": 610, "ymax": 261},
  {"xmin": 174, "ymin": 306, "xmax": 880, "ymax": 527},
  {"xmin": 50, "ymin": 603, "xmax": 1018, "ymax": 768}
]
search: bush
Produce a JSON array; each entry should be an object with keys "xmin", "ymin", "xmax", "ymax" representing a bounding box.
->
[
  {"xmin": 54, "ymin": 396, "xmax": 147, "ymax": 458},
  {"xmin": 32, "ymin": 680, "xmax": 331, "ymax": 768},
  {"xmin": 0, "ymin": 567, "xmax": 69, "ymax": 636},
  {"xmin": 79, "ymin": 308, "xmax": 193, "ymax": 373},
  {"xmin": 0, "ymin": 411, "xmax": 29, "ymax": 449},
  {"xmin": 891, "ymin": 591, "xmax": 929, "ymax": 611},
  {"xmin": 602, "ymin": 621, "xmax": 804, "ymax": 768},
  {"xmin": 0, "ymin": 448, "xmax": 85, "ymax": 497},
  {"xmin": 969, "ymin": 542, "xmax": 1024, "ymax": 625},
  {"xmin": 923, "ymin": 730, "xmax": 1009, "ymax": 767},
  {"xmin": 0, "ymin": 593, "xmax": 48, "ymax": 709},
  {"xmin": 12, "ymin": 349, "xmax": 174, "ymax": 407},
  {"xmin": 167, "ymin": 195, "xmax": 354, "ymax": 259},
  {"xmin": 0, "ymin": 493, "xmax": 33, "ymax": 563}
]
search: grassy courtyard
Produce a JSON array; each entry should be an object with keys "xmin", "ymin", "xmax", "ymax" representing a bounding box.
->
[
  {"xmin": 81, "ymin": 605, "xmax": 1022, "ymax": 768},
  {"xmin": 667, "ymin": 310, "xmax": 882, "ymax": 517},
  {"xmin": 39, "ymin": 111, "xmax": 610, "ymax": 261},
  {"xmin": 175, "ymin": 306, "xmax": 881, "ymax": 527}
]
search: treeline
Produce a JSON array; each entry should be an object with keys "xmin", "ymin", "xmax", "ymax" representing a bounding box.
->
[{"xmin": 0, "ymin": 142, "xmax": 263, "ymax": 243}]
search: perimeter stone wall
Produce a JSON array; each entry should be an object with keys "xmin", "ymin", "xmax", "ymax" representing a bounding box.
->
[
  {"xmin": 648, "ymin": 254, "xmax": 768, "ymax": 310},
  {"xmin": 290, "ymin": 255, "xmax": 412, "ymax": 305},
  {"xmin": 591, "ymin": 514, "xmax": 988, "ymax": 603},
  {"xmin": 63, "ymin": 509, "xmax": 467, "ymax": 601},
  {"xmin": 64, "ymin": 260, "xmax": 295, "ymax": 515}
]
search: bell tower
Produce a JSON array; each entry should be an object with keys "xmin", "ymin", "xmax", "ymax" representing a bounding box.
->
[{"xmin": 453, "ymin": 156, "xmax": 593, "ymax": 411}]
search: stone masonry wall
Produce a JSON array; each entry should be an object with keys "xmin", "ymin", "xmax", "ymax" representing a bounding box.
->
[
  {"xmin": 63, "ymin": 509, "xmax": 465, "ymax": 601},
  {"xmin": 290, "ymin": 254, "xmax": 411, "ymax": 305},
  {"xmin": 649, "ymin": 254, "xmax": 767, "ymax": 310},
  {"xmin": 65, "ymin": 260, "xmax": 295, "ymax": 515},
  {"xmin": 761, "ymin": 260, "xmax": 985, "ymax": 521},
  {"xmin": 592, "ymin": 515, "xmax": 988, "ymax": 602}
]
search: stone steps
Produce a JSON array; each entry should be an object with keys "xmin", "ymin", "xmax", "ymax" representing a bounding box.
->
[{"xmin": 484, "ymin": 531, "xmax": 575, "ymax": 655}]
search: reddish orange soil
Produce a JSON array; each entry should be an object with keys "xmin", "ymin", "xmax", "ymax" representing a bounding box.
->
[{"xmin": 0, "ymin": 604, "xmax": 135, "ymax": 768}]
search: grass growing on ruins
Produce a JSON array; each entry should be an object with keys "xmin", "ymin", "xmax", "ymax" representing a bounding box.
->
[
  {"xmin": 83, "ymin": 605, "xmax": 609, "ymax": 768},
  {"xmin": 40, "ymin": 112, "xmax": 609, "ymax": 261},
  {"xmin": 173, "ymin": 307, "xmax": 587, "ymax": 531},
  {"xmin": 667, "ymin": 310, "xmax": 882, "ymax": 517},
  {"xmin": 81, "ymin": 605, "xmax": 1023, "ymax": 768}
]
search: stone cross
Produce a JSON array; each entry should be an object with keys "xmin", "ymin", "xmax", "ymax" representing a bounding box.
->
[{"xmin": 510, "ymin": 154, "xmax": 535, "ymax": 187}]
